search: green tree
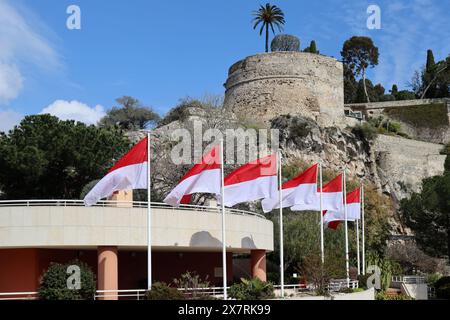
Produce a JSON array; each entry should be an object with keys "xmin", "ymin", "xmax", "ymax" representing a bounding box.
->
[
  {"xmin": 423, "ymin": 49, "xmax": 437, "ymax": 98},
  {"xmin": 304, "ymin": 40, "xmax": 319, "ymax": 54},
  {"xmin": 395, "ymin": 90, "xmax": 416, "ymax": 100},
  {"xmin": 419, "ymin": 54, "xmax": 450, "ymax": 99},
  {"xmin": 390, "ymin": 84, "xmax": 399, "ymax": 97},
  {"xmin": 98, "ymin": 96, "xmax": 160, "ymax": 130},
  {"xmin": 400, "ymin": 158, "xmax": 450, "ymax": 262},
  {"xmin": 0, "ymin": 114, "xmax": 130, "ymax": 199},
  {"xmin": 252, "ymin": 3, "xmax": 285, "ymax": 53},
  {"xmin": 341, "ymin": 36, "xmax": 379, "ymax": 103},
  {"xmin": 343, "ymin": 64, "xmax": 358, "ymax": 103}
]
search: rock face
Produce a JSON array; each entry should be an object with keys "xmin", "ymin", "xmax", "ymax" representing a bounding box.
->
[
  {"xmin": 373, "ymin": 135, "xmax": 446, "ymax": 200},
  {"xmin": 271, "ymin": 115, "xmax": 446, "ymax": 202},
  {"xmin": 223, "ymin": 52, "xmax": 345, "ymax": 127},
  {"xmin": 271, "ymin": 115, "xmax": 370, "ymax": 179}
]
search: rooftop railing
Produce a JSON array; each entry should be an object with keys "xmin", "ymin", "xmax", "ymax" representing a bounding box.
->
[{"xmin": 0, "ymin": 199, "xmax": 266, "ymax": 219}]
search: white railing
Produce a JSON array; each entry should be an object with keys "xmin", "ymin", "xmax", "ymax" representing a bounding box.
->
[
  {"xmin": 326, "ymin": 279, "xmax": 359, "ymax": 292},
  {"xmin": 0, "ymin": 282, "xmax": 358, "ymax": 300},
  {"xmin": 392, "ymin": 275, "xmax": 426, "ymax": 285},
  {"xmin": 0, "ymin": 199, "xmax": 266, "ymax": 219},
  {"xmin": 0, "ymin": 291, "xmax": 38, "ymax": 300}
]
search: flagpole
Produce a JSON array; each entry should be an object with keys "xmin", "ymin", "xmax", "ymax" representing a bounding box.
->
[
  {"xmin": 361, "ymin": 182, "xmax": 366, "ymax": 275},
  {"xmin": 220, "ymin": 139, "xmax": 228, "ymax": 300},
  {"xmin": 343, "ymin": 169, "xmax": 350, "ymax": 288},
  {"xmin": 356, "ymin": 215, "xmax": 361, "ymax": 275},
  {"xmin": 319, "ymin": 163, "xmax": 324, "ymax": 264},
  {"xmin": 147, "ymin": 131, "xmax": 152, "ymax": 290},
  {"xmin": 278, "ymin": 151, "xmax": 284, "ymax": 298}
]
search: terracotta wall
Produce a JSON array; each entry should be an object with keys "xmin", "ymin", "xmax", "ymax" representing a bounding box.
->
[
  {"xmin": 0, "ymin": 249, "xmax": 39, "ymax": 292},
  {"xmin": 0, "ymin": 248, "xmax": 234, "ymax": 292},
  {"xmin": 119, "ymin": 251, "xmax": 233, "ymax": 289}
]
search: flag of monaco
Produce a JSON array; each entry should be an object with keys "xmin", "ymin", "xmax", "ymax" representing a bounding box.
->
[
  {"xmin": 291, "ymin": 173, "xmax": 343, "ymax": 212},
  {"xmin": 323, "ymin": 187, "xmax": 361, "ymax": 225},
  {"xmin": 163, "ymin": 145, "xmax": 221, "ymax": 206},
  {"xmin": 221, "ymin": 154, "xmax": 277, "ymax": 207},
  {"xmin": 84, "ymin": 137, "xmax": 148, "ymax": 206},
  {"xmin": 261, "ymin": 163, "xmax": 318, "ymax": 213}
]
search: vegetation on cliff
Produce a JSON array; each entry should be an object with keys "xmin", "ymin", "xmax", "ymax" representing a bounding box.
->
[{"xmin": 400, "ymin": 156, "xmax": 450, "ymax": 263}]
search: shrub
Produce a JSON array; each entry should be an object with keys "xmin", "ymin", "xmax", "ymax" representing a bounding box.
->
[
  {"xmin": 38, "ymin": 260, "xmax": 96, "ymax": 300},
  {"xmin": 376, "ymin": 292, "xmax": 414, "ymax": 300},
  {"xmin": 351, "ymin": 123, "xmax": 378, "ymax": 142},
  {"xmin": 172, "ymin": 271, "xmax": 213, "ymax": 300},
  {"xmin": 229, "ymin": 278, "xmax": 275, "ymax": 300},
  {"xmin": 426, "ymin": 273, "xmax": 442, "ymax": 288},
  {"xmin": 145, "ymin": 282, "xmax": 184, "ymax": 300},
  {"xmin": 271, "ymin": 34, "xmax": 300, "ymax": 52},
  {"xmin": 435, "ymin": 276, "xmax": 450, "ymax": 299}
]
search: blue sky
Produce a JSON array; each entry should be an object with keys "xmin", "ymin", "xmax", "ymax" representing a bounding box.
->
[{"xmin": 1, "ymin": 0, "xmax": 450, "ymax": 132}]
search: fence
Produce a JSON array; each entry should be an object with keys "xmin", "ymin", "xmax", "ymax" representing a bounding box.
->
[
  {"xmin": 0, "ymin": 199, "xmax": 266, "ymax": 219},
  {"xmin": 0, "ymin": 281, "xmax": 360, "ymax": 300}
]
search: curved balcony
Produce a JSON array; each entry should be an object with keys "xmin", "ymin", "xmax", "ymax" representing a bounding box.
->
[{"xmin": 0, "ymin": 200, "xmax": 273, "ymax": 252}]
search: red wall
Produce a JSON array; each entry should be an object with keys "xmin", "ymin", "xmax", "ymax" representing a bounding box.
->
[
  {"xmin": 119, "ymin": 251, "xmax": 233, "ymax": 289},
  {"xmin": 0, "ymin": 248, "xmax": 233, "ymax": 293},
  {"xmin": 0, "ymin": 249, "xmax": 39, "ymax": 292}
]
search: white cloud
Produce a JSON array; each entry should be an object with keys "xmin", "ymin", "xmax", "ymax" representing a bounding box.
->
[
  {"xmin": 40, "ymin": 100, "xmax": 106, "ymax": 125},
  {"xmin": 0, "ymin": 63, "xmax": 23, "ymax": 102},
  {"xmin": 0, "ymin": 109, "xmax": 23, "ymax": 132},
  {"xmin": 0, "ymin": 0, "xmax": 60, "ymax": 104}
]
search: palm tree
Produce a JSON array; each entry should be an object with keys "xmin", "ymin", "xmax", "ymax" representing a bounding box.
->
[{"xmin": 252, "ymin": 3, "xmax": 285, "ymax": 53}]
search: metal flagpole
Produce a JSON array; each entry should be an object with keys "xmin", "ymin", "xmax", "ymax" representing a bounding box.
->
[
  {"xmin": 220, "ymin": 139, "xmax": 228, "ymax": 300},
  {"xmin": 278, "ymin": 151, "xmax": 285, "ymax": 298},
  {"xmin": 319, "ymin": 163, "xmax": 324, "ymax": 264},
  {"xmin": 343, "ymin": 168, "xmax": 350, "ymax": 287},
  {"xmin": 361, "ymin": 183, "xmax": 366, "ymax": 275},
  {"xmin": 356, "ymin": 214, "xmax": 361, "ymax": 275},
  {"xmin": 147, "ymin": 132, "xmax": 152, "ymax": 290}
]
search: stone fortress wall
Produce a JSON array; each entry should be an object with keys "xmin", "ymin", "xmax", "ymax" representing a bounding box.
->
[{"xmin": 223, "ymin": 52, "xmax": 344, "ymax": 126}]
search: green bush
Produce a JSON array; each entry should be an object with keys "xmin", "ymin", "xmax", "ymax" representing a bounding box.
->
[
  {"xmin": 351, "ymin": 123, "xmax": 378, "ymax": 142},
  {"xmin": 145, "ymin": 282, "xmax": 184, "ymax": 300},
  {"xmin": 229, "ymin": 278, "xmax": 275, "ymax": 300},
  {"xmin": 38, "ymin": 260, "xmax": 96, "ymax": 300},
  {"xmin": 435, "ymin": 276, "xmax": 450, "ymax": 299},
  {"xmin": 426, "ymin": 273, "xmax": 443, "ymax": 288}
]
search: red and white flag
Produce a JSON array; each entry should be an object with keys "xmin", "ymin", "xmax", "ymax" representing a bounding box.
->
[
  {"xmin": 323, "ymin": 187, "xmax": 361, "ymax": 225},
  {"xmin": 261, "ymin": 164, "xmax": 318, "ymax": 213},
  {"xmin": 291, "ymin": 173, "xmax": 343, "ymax": 212},
  {"xmin": 84, "ymin": 137, "xmax": 148, "ymax": 206},
  {"xmin": 163, "ymin": 145, "xmax": 221, "ymax": 206},
  {"xmin": 221, "ymin": 154, "xmax": 277, "ymax": 207}
]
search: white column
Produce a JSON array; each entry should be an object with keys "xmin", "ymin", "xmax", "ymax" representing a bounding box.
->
[
  {"xmin": 343, "ymin": 169, "xmax": 350, "ymax": 287},
  {"xmin": 220, "ymin": 139, "xmax": 228, "ymax": 300},
  {"xmin": 147, "ymin": 132, "xmax": 152, "ymax": 289},
  {"xmin": 361, "ymin": 183, "xmax": 366, "ymax": 275},
  {"xmin": 319, "ymin": 163, "xmax": 324, "ymax": 264},
  {"xmin": 356, "ymin": 218, "xmax": 361, "ymax": 275},
  {"xmin": 278, "ymin": 151, "xmax": 285, "ymax": 298}
]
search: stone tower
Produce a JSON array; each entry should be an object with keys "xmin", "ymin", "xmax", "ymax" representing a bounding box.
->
[{"xmin": 223, "ymin": 52, "xmax": 345, "ymax": 126}]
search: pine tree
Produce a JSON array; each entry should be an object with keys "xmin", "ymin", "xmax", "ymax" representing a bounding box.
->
[
  {"xmin": 423, "ymin": 49, "xmax": 437, "ymax": 98},
  {"xmin": 309, "ymin": 40, "xmax": 318, "ymax": 54}
]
